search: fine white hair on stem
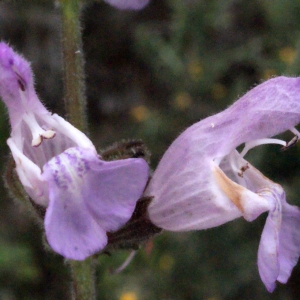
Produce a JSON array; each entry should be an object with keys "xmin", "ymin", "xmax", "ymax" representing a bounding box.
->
[{"xmin": 111, "ymin": 251, "xmax": 137, "ymax": 274}]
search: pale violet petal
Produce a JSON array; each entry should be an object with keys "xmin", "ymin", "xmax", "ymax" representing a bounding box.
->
[
  {"xmin": 187, "ymin": 76, "xmax": 300, "ymax": 158},
  {"xmin": 43, "ymin": 147, "xmax": 148, "ymax": 259},
  {"xmin": 0, "ymin": 42, "xmax": 48, "ymax": 127},
  {"xmin": 44, "ymin": 188, "xmax": 107, "ymax": 261},
  {"xmin": 43, "ymin": 114, "xmax": 94, "ymax": 149},
  {"xmin": 147, "ymin": 159, "xmax": 242, "ymax": 231},
  {"xmin": 83, "ymin": 157, "xmax": 149, "ymax": 232},
  {"xmin": 257, "ymin": 201, "xmax": 281, "ymax": 292},
  {"xmin": 147, "ymin": 154, "xmax": 271, "ymax": 231},
  {"xmin": 145, "ymin": 76, "xmax": 300, "ymax": 292},
  {"xmin": 146, "ymin": 78, "xmax": 300, "ymax": 218},
  {"xmin": 103, "ymin": 0, "xmax": 150, "ymax": 10},
  {"xmin": 7, "ymin": 137, "xmax": 49, "ymax": 206},
  {"xmin": 0, "ymin": 43, "xmax": 98, "ymax": 208},
  {"xmin": 257, "ymin": 191, "xmax": 300, "ymax": 291},
  {"xmin": 277, "ymin": 202, "xmax": 300, "ymax": 283}
]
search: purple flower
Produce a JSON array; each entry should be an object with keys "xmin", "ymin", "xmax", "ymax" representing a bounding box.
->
[
  {"xmin": 0, "ymin": 42, "xmax": 149, "ymax": 260},
  {"xmin": 145, "ymin": 77, "xmax": 300, "ymax": 292},
  {"xmin": 103, "ymin": 0, "xmax": 150, "ymax": 10}
]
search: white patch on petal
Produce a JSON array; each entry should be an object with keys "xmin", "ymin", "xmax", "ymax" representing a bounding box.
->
[
  {"xmin": 44, "ymin": 148, "xmax": 90, "ymax": 196},
  {"xmin": 7, "ymin": 137, "xmax": 49, "ymax": 206}
]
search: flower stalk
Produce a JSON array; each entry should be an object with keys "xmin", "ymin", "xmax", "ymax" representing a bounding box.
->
[
  {"xmin": 58, "ymin": 1, "xmax": 94, "ymax": 298},
  {"xmin": 59, "ymin": 0, "xmax": 87, "ymax": 132},
  {"xmin": 69, "ymin": 258, "xmax": 96, "ymax": 300}
]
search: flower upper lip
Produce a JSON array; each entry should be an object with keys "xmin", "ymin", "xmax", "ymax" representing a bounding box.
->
[{"xmin": 145, "ymin": 76, "xmax": 300, "ymax": 291}]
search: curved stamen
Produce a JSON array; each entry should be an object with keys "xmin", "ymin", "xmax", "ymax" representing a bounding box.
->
[
  {"xmin": 280, "ymin": 135, "xmax": 298, "ymax": 151},
  {"xmin": 280, "ymin": 127, "xmax": 300, "ymax": 151},
  {"xmin": 290, "ymin": 127, "xmax": 300, "ymax": 137},
  {"xmin": 241, "ymin": 127, "xmax": 300, "ymax": 157},
  {"xmin": 240, "ymin": 138, "xmax": 286, "ymax": 158}
]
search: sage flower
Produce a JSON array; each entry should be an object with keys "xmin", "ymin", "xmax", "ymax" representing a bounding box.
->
[
  {"xmin": 0, "ymin": 42, "xmax": 149, "ymax": 260},
  {"xmin": 103, "ymin": 0, "xmax": 150, "ymax": 10},
  {"xmin": 146, "ymin": 76, "xmax": 300, "ymax": 292}
]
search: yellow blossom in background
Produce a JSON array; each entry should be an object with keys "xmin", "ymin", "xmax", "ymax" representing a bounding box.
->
[
  {"xmin": 211, "ymin": 83, "xmax": 227, "ymax": 100},
  {"xmin": 187, "ymin": 58, "xmax": 203, "ymax": 82},
  {"xmin": 120, "ymin": 291, "xmax": 138, "ymax": 300},
  {"xmin": 263, "ymin": 69, "xmax": 277, "ymax": 80},
  {"xmin": 173, "ymin": 91, "xmax": 192, "ymax": 110},
  {"xmin": 279, "ymin": 47, "xmax": 297, "ymax": 64},
  {"xmin": 159, "ymin": 254, "xmax": 174, "ymax": 271},
  {"xmin": 130, "ymin": 105, "xmax": 150, "ymax": 122}
]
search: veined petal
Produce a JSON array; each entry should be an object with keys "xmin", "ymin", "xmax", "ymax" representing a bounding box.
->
[
  {"xmin": 213, "ymin": 164, "xmax": 270, "ymax": 222},
  {"xmin": 196, "ymin": 76, "xmax": 300, "ymax": 157},
  {"xmin": 7, "ymin": 137, "xmax": 48, "ymax": 206},
  {"xmin": 147, "ymin": 148, "xmax": 271, "ymax": 231},
  {"xmin": 83, "ymin": 157, "xmax": 149, "ymax": 232},
  {"xmin": 42, "ymin": 113, "xmax": 94, "ymax": 149},
  {"xmin": 277, "ymin": 202, "xmax": 300, "ymax": 283},
  {"xmin": 257, "ymin": 190, "xmax": 282, "ymax": 292},
  {"xmin": 147, "ymin": 77, "xmax": 300, "ymax": 230},
  {"xmin": 146, "ymin": 76, "xmax": 300, "ymax": 291},
  {"xmin": 0, "ymin": 42, "xmax": 48, "ymax": 127},
  {"xmin": 0, "ymin": 43, "xmax": 97, "ymax": 207},
  {"xmin": 45, "ymin": 188, "xmax": 107, "ymax": 261},
  {"xmin": 43, "ymin": 147, "xmax": 149, "ymax": 260},
  {"xmin": 103, "ymin": 0, "xmax": 150, "ymax": 10},
  {"xmin": 0, "ymin": 42, "xmax": 151, "ymax": 260},
  {"xmin": 256, "ymin": 190, "xmax": 300, "ymax": 291},
  {"xmin": 147, "ymin": 159, "xmax": 243, "ymax": 231}
]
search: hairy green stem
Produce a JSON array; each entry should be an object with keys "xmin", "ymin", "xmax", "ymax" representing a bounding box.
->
[
  {"xmin": 69, "ymin": 258, "xmax": 96, "ymax": 300},
  {"xmin": 59, "ymin": 0, "xmax": 87, "ymax": 132},
  {"xmin": 58, "ymin": 1, "xmax": 95, "ymax": 299}
]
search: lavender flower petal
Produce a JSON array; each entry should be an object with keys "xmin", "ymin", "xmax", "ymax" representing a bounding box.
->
[
  {"xmin": 257, "ymin": 194, "xmax": 300, "ymax": 292},
  {"xmin": 147, "ymin": 77, "xmax": 300, "ymax": 229},
  {"xmin": 43, "ymin": 147, "xmax": 148, "ymax": 260},
  {"xmin": 277, "ymin": 202, "xmax": 300, "ymax": 283},
  {"xmin": 0, "ymin": 43, "xmax": 150, "ymax": 260},
  {"xmin": 83, "ymin": 157, "xmax": 149, "ymax": 232},
  {"xmin": 0, "ymin": 42, "xmax": 48, "ymax": 127},
  {"xmin": 0, "ymin": 42, "xmax": 95, "ymax": 206},
  {"xmin": 45, "ymin": 184, "xmax": 107, "ymax": 261},
  {"xmin": 103, "ymin": 0, "xmax": 149, "ymax": 10},
  {"xmin": 146, "ymin": 76, "xmax": 300, "ymax": 291},
  {"xmin": 257, "ymin": 193, "xmax": 282, "ymax": 292}
]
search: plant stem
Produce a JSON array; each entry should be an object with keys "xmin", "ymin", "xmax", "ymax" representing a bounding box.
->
[
  {"xmin": 59, "ymin": 0, "xmax": 87, "ymax": 132},
  {"xmin": 69, "ymin": 258, "xmax": 96, "ymax": 300},
  {"xmin": 58, "ymin": 1, "xmax": 95, "ymax": 299}
]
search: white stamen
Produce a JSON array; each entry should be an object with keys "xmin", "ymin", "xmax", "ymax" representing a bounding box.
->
[
  {"xmin": 42, "ymin": 130, "xmax": 56, "ymax": 139},
  {"xmin": 22, "ymin": 112, "xmax": 56, "ymax": 147},
  {"xmin": 240, "ymin": 138, "xmax": 286, "ymax": 158},
  {"xmin": 32, "ymin": 136, "xmax": 43, "ymax": 147},
  {"xmin": 290, "ymin": 127, "xmax": 300, "ymax": 137},
  {"xmin": 281, "ymin": 135, "xmax": 298, "ymax": 151}
]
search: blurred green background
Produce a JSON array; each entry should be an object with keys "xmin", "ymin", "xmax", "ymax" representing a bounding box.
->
[{"xmin": 1, "ymin": 0, "xmax": 300, "ymax": 299}]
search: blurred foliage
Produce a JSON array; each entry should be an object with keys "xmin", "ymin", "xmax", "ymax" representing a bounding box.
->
[{"xmin": 1, "ymin": 0, "xmax": 300, "ymax": 299}]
